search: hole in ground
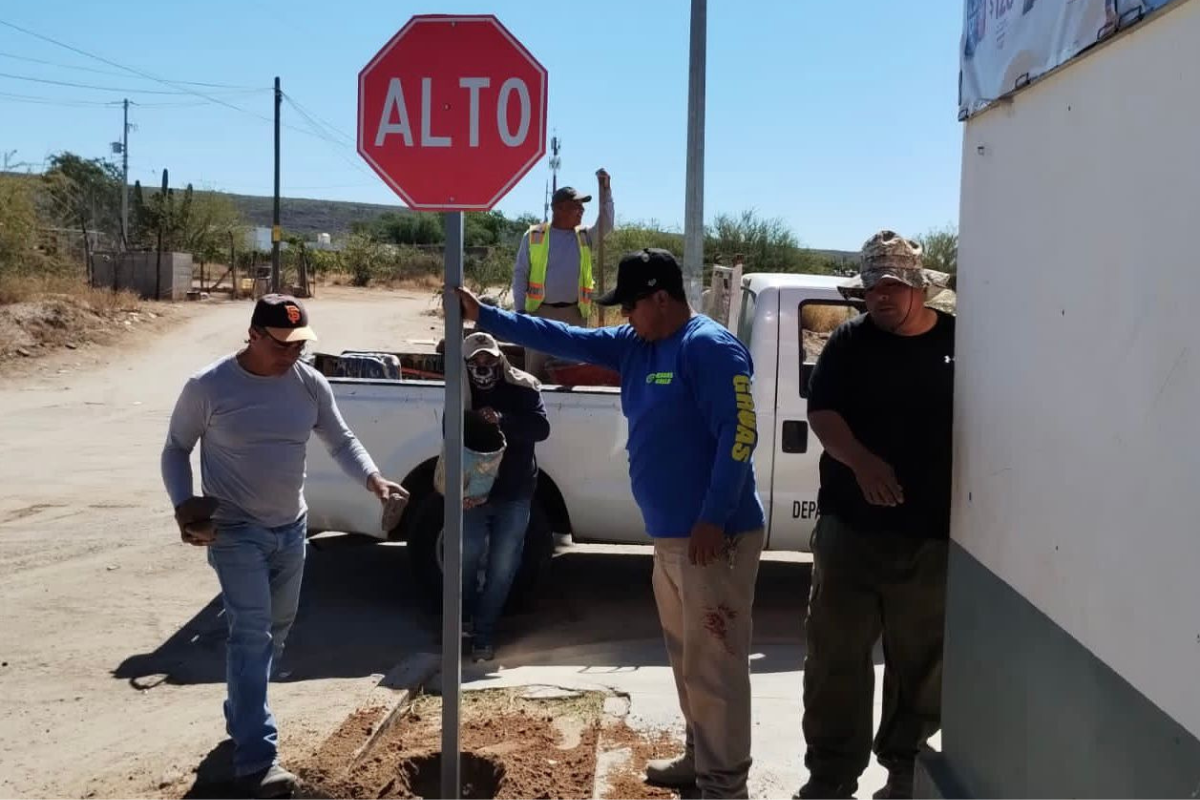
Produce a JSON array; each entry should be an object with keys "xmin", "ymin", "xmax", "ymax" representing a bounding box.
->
[{"xmin": 394, "ymin": 752, "xmax": 504, "ymax": 799}]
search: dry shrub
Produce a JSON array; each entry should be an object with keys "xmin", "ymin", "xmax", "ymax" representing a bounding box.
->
[
  {"xmin": 801, "ymin": 303, "xmax": 857, "ymax": 333},
  {"xmin": 0, "ymin": 273, "xmax": 141, "ymax": 311}
]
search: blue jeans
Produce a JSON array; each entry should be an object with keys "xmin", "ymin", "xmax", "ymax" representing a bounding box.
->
[
  {"xmin": 206, "ymin": 515, "xmax": 307, "ymax": 777},
  {"xmin": 462, "ymin": 498, "xmax": 531, "ymax": 647}
]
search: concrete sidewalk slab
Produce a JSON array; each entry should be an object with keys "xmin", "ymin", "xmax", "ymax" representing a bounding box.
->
[{"xmin": 421, "ymin": 638, "xmax": 940, "ymax": 799}]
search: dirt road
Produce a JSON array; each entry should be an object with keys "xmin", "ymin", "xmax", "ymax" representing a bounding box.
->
[
  {"xmin": 0, "ymin": 287, "xmax": 447, "ymax": 798},
  {"xmin": 0, "ymin": 286, "xmax": 814, "ymax": 799}
]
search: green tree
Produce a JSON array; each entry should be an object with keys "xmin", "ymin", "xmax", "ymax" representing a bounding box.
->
[
  {"xmin": 42, "ymin": 152, "xmax": 123, "ymax": 247},
  {"xmin": 701, "ymin": 209, "xmax": 835, "ymax": 276},
  {"xmin": 342, "ymin": 233, "xmax": 386, "ymax": 287},
  {"xmin": 915, "ymin": 224, "xmax": 958, "ymax": 275},
  {"xmin": 176, "ymin": 189, "xmax": 245, "ymax": 264},
  {"xmin": 0, "ymin": 176, "xmax": 39, "ymax": 275}
]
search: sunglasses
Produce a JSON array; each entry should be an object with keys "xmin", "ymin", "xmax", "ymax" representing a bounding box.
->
[{"xmin": 257, "ymin": 328, "xmax": 306, "ymax": 353}]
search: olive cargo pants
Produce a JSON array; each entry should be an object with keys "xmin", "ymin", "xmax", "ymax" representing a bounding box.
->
[{"xmin": 801, "ymin": 514, "xmax": 948, "ymax": 787}]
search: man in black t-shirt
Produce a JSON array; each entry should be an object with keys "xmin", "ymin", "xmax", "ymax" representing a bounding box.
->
[{"xmin": 793, "ymin": 231, "xmax": 954, "ymax": 800}]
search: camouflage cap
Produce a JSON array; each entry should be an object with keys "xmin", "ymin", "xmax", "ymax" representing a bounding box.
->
[{"xmin": 839, "ymin": 230, "xmax": 950, "ymax": 301}]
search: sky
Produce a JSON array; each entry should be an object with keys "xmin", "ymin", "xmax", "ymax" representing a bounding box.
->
[{"xmin": 0, "ymin": 1, "xmax": 965, "ymax": 252}]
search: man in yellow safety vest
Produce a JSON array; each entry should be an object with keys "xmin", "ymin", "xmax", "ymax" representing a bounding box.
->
[{"xmin": 511, "ymin": 169, "xmax": 614, "ymax": 380}]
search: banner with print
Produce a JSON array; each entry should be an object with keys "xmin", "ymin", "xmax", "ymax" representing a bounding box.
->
[{"xmin": 960, "ymin": 0, "xmax": 1183, "ymax": 119}]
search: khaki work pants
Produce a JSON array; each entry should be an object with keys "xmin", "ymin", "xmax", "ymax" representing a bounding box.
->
[
  {"xmin": 652, "ymin": 528, "xmax": 764, "ymax": 799},
  {"xmin": 801, "ymin": 514, "xmax": 947, "ymax": 789},
  {"xmin": 525, "ymin": 303, "xmax": 586, "ymax": 381}
]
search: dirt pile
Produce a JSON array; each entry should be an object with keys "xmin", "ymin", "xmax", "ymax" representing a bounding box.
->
[
  {"xmin": 300, "ymin": 689, "xmax": 605, "ymax": 799},
  {"xmin": 0, "ymin": 291, "xmax": 168, "ymax": 363}
]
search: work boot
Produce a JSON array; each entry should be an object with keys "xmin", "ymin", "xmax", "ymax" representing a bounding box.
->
[
  {"xmin": 645, "ymin": 754, "xmax": 697, "ymax": 787},
  {"xmin": 236, "ymin": 763, "xmax": 297, "ymax": 799},
  {"xmin": 873, "ymin": 770, "xmax": 914, "ymax": 800},
  {"xmin": 792, "ymin": 776, "xmax": 856, "ymax": 799}
]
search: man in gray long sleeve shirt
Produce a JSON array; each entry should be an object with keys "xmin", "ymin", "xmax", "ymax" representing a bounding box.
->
[
  {"xmin": 161, "ymin": 294, "xmax": 404, "ymax": 799},
  {"xmin": 511, "ymin": 170, "xmax": 614, "ymax": 379}
]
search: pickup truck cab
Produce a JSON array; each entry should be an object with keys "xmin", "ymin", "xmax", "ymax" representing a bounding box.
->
[{"xmin": 304, "ymin": 272, "xmax": 862, "ymax": 597}]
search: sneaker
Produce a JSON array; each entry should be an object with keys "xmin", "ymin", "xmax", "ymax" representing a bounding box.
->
[
  {"xmin": 873, "ymin": 770, "xmax": 914, "ymax": 799},
  {"xmin": 792, "ymin": 777, "xmax": 856, "ymax": 799},
  {"xmin": 471, "ymin": 643, "xmax": 495, "ymax": 662},
  {"xmin": 236, "ymin": 763, "xmax": 297, "ymax": 799},
  {"xmin": 645, "ymin": 754, "xmax": 697, "ymax": 787}
]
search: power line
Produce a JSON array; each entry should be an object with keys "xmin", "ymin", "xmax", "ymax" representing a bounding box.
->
[
  {"xmin": 0, "ymin": 51, "xmax": 259, "ymax": 89},
  {"xmin": 281, "ymin": 94, "xmax": 378, "ymax": 181},
  {"xmin": 0, "ymin": 90, "xmax": 218, "ymax": 108},
  {"xmin": 0, "ymin": 69, "xmax": 266, "ymax": 95},
  {"xmin": 0, "ymin": 89, "xmax": 116, "ymax": 106},
  {"xmin": 282, "ymin": 92, "xmax": 354, "ymax": 146},
  {"xmin": 0, "ymin": 18, "xmax": 273, "ymax": 121}
]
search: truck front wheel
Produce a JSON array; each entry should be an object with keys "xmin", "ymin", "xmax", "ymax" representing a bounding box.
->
[{"xmin": 406, "ymin": 491, "xmax": 554, "ymax": 614}]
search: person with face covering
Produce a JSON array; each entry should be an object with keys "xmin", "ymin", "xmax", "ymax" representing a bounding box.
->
[
  {"xmin": 456, "ymin": 249, "xmax": 765, "ymax": 800},
  {"xmin": 457, "ymin": 331, "xmax": 550, "ymax": 663}
]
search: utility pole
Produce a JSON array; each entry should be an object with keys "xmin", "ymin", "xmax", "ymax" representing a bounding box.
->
[
  {"xmin": 155, "ymin": 168, "xmax": 168, "ymax": 301},
  {"xmin": 109, "ymin": 100, "xmax": 133, "ymax": 249},
  {"xmin": 543, "ymin": 180, "xmax": 549, "ymax": 223},
  {"xmin": 682, "ymin": 0, "xmax": 707, "ymax": 310},
  {"xmin": 121, "ymin": 99, "xmax": 130, "ymax": 249},
  {"xmin": 271, "ymin": 76, "xmax": 282, "ymax": 293}
]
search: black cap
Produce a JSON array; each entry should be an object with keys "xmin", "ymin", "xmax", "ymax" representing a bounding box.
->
[
  {"xmin": 250, "ymin": 293, "xmax": 317, "ymax": 342},
  {"xmin": 595, "ymin": 248, "xmax": 685, "ymax": 307},
  {"xmin": 551, "ymin": 186, "xmax": 591, "ymax": 204}
]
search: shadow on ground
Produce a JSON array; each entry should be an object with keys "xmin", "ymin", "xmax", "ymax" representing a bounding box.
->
[
  {"xmin": 178, "ymin": 739, "xmax": 237, "ymax": 799},
  {"xmin": 114, "ymin": 539, "xmax": 829, "ymax": 688}
]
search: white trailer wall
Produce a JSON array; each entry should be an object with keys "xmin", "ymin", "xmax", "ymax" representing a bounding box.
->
[{"xmin": 924, "ymin": 0, "xmax": 1200, "ymax": 795}]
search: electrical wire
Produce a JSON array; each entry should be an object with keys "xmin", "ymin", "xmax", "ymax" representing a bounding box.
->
[
  {"xmin": 0, "ymin": 51, "xmax": 259, "ymax": 89},
  {"xmin": 282, "ymin": 92, "xmax": 354, "ymax": 146},
  {"xmin": 0, "ymin": 18, "xmax": 273, "ymax": 122},
  {"xmin": 0, "ymin": 69, "xmax": 266, "ymax": 95}
]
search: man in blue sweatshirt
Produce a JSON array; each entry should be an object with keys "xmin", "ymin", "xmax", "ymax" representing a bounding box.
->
[{"xmin": 457, "ymin": 248, "xmax": 764, "ymax": 799}]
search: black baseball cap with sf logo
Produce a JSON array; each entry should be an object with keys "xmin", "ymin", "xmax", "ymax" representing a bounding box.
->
[
  {"xmin": 250, "ymin": 293, "xmax": 318, "ymax": 342},
  {"xmin": 596, "ymin": 248, "xmax": 686, "ymax": 308}
]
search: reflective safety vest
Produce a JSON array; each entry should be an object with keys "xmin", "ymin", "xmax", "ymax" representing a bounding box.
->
[{"xmin": 525, "ymin": 223, "xmax": 594, "ymax": 317}]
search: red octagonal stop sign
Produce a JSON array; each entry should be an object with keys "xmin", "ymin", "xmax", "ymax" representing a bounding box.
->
[{"xmin": 357, "ymin": 15, "xmax": 548, "ymax": 211}]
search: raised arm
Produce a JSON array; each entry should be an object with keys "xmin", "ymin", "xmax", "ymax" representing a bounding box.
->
[
  {"xmin": 585, "ymin": 172, "xmax": 614, "ymax": 241},
  {"xmin": 460, "ymin": 290, "xmax": 627, "ymax": 372}
]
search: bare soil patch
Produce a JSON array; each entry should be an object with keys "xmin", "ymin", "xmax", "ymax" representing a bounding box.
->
[
  {"xmin": 299, "ymin": 688, "xmax": 606, "ymax": 799},
  {"xmin": 0, "ymin": 275, "xmax": 188, "ymax": 367},
  {"xmin": 598, "ymin": 720, "xmax": 685, "ymax": 800}
]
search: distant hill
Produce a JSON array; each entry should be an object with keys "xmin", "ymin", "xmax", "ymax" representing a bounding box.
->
[
  {"xmin": 2, "ymin": 170, "xmax": 862, "ymax": 261},
  {"xmin": 222, "ymin": 192, "xmax": 409, "ymax": 236},
  {"xmin": 222, "ymin": 190, "xmax": 862, "ymax": 263}
]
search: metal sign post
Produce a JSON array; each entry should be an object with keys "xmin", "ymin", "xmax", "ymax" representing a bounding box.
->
[
  {"xmin": 356, "ymin": 16, "xmax": 548, "ymax": 800},
  {"xmin": 441, "ymin": 211, "xmax": 465, "ymax": 798},
  {"xmin": 683, "ymin": 0, "xmax": 707, "ymax": 309}
]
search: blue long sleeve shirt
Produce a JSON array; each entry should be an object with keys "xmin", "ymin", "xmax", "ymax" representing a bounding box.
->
[{"xmin": 475, "ymin": 305, "xmax": 765, "ymax": 538}]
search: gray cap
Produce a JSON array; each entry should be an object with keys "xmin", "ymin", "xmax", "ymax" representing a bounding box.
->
[{"xmin": 551, "ymin": 186, "xmax": 592, "ymax": 204}]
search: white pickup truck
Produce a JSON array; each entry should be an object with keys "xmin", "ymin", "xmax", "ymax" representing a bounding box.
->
[{"xmin": 304, "ymin": 273, "xmax": 861, "ymax": 598}]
